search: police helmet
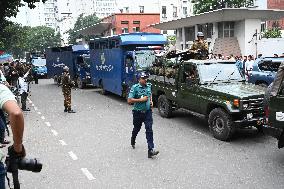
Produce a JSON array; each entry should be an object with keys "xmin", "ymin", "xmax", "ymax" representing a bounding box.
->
[
  {"xmin": 63, "ymin": 66, "xmax": 69, "ymax": 72},
  {"xmin": 197, "ymin": 32, "xmax": 204, "ymax": 37},
  {"xmin": 137, "ymin": 72, "xmax": 149, "ymax": 79}
]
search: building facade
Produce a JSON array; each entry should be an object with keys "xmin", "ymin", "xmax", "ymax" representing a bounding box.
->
[{"xmin": 267, "ymin": 0, "xmax": 284, "ymax": 29}]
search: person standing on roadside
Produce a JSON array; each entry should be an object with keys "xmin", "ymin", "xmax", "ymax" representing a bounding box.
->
[{"xmin": 127, "ymin": 72, "xmax": 159, "ymax": 158}]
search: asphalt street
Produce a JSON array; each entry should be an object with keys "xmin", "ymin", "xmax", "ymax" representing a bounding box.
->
[{"xmin": 8, "ymin": 79, "xmax": 284, "ymax": 189}]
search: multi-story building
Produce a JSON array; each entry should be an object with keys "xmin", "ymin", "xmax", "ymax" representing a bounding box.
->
[{"xmin": 43, "ymin": 0, "xmax": 59, "ymax": 30}]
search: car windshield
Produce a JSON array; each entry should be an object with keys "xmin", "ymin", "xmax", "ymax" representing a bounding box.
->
[
  {"xmin": 32, "ymin": 59, "xmax": 46, "ymax": 66},
  {"xmin": 258, "ymin": 61, "xmax": 282, "ymax": 72},
  {"xmin": 198, "ymin": 63, "xmax": 243, "ymax": 84},
  {"xmin": 135, "ymin": 50, "xmax": 156, "ymax": 70}
]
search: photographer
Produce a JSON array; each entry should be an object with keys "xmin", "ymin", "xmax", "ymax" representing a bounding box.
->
[{"xmin": 0, "ymin": 84, "xmax": 25, "ymax": 188}]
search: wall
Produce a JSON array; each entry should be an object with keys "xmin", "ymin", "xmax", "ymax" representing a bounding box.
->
[
  {"xmin": 257, "ymin": 38, "xmax": 284, "ymax": 57},
  {"xmin": 235, "ymin": 20, "xmax": 246, "ymax": 56},
  {"xmin": 267, "ymin": 0, "xmax": 284, "ymax": 29},
  {"xmin": 244, "ymin": 19, "xmax": 262, "ymax": 56}
]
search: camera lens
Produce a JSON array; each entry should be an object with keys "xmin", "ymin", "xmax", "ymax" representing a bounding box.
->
[{"xmin": 18, "ymin": 158, "xmax": 43, "ymax": 172}]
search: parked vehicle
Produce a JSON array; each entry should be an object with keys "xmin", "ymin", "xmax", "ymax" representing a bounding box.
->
[
  {"xmin": 46, "ymin": 45, "xmax": 91, "ymax": 88},
  {"xmin": 89, "ymin": 32, "xmax": 167, "ymax": 97},
  {"xmin": 149, "ymin": 55, "xmax": 266, "ymax": 141},
  {"xmin": 263, "ymin": 62, "xmax": 284, "ymax": 148},
  {"xmin": 248, "ymin": 57, "xmax": 284, "ymax": 87},
  {"xmin": 31, "ymin": 58, "xmax": 47, "ymax": 78}
]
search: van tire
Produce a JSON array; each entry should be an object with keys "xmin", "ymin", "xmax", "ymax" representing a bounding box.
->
[
  {"xmin": 158, "ymin": 95, "xmax": 173, "ymax": 118},
  {"xmin": 208, "ymin": 108, "xmax": 235, "ymax": 141}
]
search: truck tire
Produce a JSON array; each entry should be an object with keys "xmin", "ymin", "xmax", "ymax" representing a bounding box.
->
[
  {"xmin": 158, "ymin": 95, "xmax": 173, "ymax": 118},
  {"xmin": 208, "ymin": 108, "xmax": 235, "ymax": 141},
  {"xmin": 99, "ymin": 83, "xmax": 107, "ymax": 95},
  {"xmin": 77, "ymin": 77, "xmax": 86, "ymax": 89}
]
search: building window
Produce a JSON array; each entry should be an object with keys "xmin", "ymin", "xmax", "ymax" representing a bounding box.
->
[
  {"xmin": 121, "ymin": 21, "xmax": 129, "ymax": 24},
  {"xmin": 218, "ymin": 22, "xmax": 235, "ymax": 38},
  {"xmin": 133, "ymin": 27, "xmax": 140, "ymax": 32},
  {"xmin": 197, "ymin": 23, "xmax": 213, "ymax": 38},
  {"xmin": 261, "ymin": 22, "xmax": 266, "ymax": 32},
  {"xmin": 133, "ymin": 21, "xmax": 140, "ymax": 24},
  {"xmin": 173, "ymin": 6, "xmax": 177, "ymax": 17},
  {"xmin": 139, "ymin": 6, "xmax": 144, "ymax": 13},
  {"xmin": 185, "ymin": 26, "xmax": 195, "ymax": 42},
  {"xmin": 183, "ymin": 7, "xmax": 187, "ymax": 16},
  {"xmin": 162, "ymin": 6, "xmax": 167, "ymax": 18},
  {"xmin": 112, "ymin": 28, "xmax": 116, "ymax": 35},
  {"xmin": 122, "ymin": 28, "xmax": 129, "ymax": 33}
]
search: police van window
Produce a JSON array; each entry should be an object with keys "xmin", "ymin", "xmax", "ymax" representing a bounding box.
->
[{"xmin": 259, "ymin": 61, "xmax": 281, "ymax": 72}]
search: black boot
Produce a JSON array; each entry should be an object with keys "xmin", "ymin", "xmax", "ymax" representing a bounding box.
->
[
  {"xmin": 131, "ymin": 137, "xmax": 135, "ymax": 149},
  {"xmin": 148, "ymin": 149, "xmax": 159, "ymax": 158},
  {"xmin": 64, "ymin": 107, "xmax": 68, "ymax": 112},
  {"xmin": 68, "ymin": 109, "xmax": 76, "ymax": 113}
]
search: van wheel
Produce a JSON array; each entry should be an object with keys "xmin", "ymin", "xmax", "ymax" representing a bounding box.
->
[
  {"xmin": 208, "ymin": 108, "xmax": 235, "ymax": 141},
  {"xmin": 77, "ymin": 77, "xmax": 86, "ymax": 89},
  {"xmin": 158, "ymin": 95, "xmax": 172, "ymax": 118}
]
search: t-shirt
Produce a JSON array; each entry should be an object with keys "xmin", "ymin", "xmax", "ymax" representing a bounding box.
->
[
  {"xmin": 0, "ymin": 84, "xmax": 16, "ymax": 109},
  {"xmin": 128, "ymin": 83, "xmax": 152, "ymax": 111}
]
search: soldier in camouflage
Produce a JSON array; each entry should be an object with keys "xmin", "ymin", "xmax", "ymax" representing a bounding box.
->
[
  {"xmin": 61, "ymin": 66, "xmax": 76, "ymax": 113},
  {"xmin": 190, "ymin": 32, "xmax": 209, "ymax": 60}
]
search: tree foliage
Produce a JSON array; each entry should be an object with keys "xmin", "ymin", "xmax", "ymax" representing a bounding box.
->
[
  {"xmin": 193, "ymin": 0, "xmax": 254, "ymax": 14},
  {"xmin": 0, "ymin": 0, "xmax": 47, "ymax": 22},
  {"xmin": 68, "ymin": 13, "xmax": 100, "ymax": 44},
  {"xmin": 0, "ymin": 21, "xmax": 60, "ymax": 58},
  {"xmin": 263, "ymin": 28, "xmax": 282, "ymax": 39}
]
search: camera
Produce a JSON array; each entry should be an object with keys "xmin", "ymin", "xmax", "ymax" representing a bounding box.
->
[{"xmin": 5, "ymin": 156, "xmax": 42, "ymax": 173}]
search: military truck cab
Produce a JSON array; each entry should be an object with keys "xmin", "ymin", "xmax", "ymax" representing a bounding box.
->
[
  {"xmin": 149, "ymin": 57, "xmax": 266, "ymax": 141},
  {"xmin": 263, "ymin": 62, "xmax": 284, "ymax": 148}
]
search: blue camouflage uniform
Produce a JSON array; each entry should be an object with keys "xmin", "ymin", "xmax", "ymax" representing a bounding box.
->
[{"xmin": 128, "ymin": 82, "xmax": 154, "ymax": 150}]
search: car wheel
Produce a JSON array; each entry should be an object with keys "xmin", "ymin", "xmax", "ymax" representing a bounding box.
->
[
  {"xmin": 208, "ymin": 108, "xmax": 235, "ymax": 141},
  {"xmin": 158, "ymin": 95, "xmax": 173, "ymax": 118},
  {"xmin": 258, "ymin": 83, "xmax": 268, "ymax": 88}
]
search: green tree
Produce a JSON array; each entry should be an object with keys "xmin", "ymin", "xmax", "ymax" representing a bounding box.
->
[
  {"xmin": 68, "ymin": 13, "xmax": 100, "ymax": 44},
  {"xmin": 193, "ymin": 0, "xmax": 254, "ymax": 14},
  {"xmin": 0, "ymin": 0, "xmax": 47, "ymax": 22},
  {"xmin": 26, "ymin": 26, "xmax": 61, "ymax": 53}
]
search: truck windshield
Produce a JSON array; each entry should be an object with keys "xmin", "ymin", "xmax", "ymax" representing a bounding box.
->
[
  {"xmin": 198, "ymin": 63, "xmax": 243, "ymax": 84},
  {"xmin": 32, "ymin": 59, "xmax": 46, "ymax": 67},
  {"xmin": 135, "ymin": 50, "xmax": 156, "ymax": 70}
]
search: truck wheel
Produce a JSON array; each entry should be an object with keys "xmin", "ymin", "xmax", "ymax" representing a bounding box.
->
[
  {"xmin": 54, "ymin": 75, "xmax": 57, "ymax": 84},
  {"xmin": 158, "ymin": 95, "xmax": 173, "ymax": 118},
  {"xmin": 77, "ymin": 77, "xmax": 86, "ymax": 89},
  {"xmin": 99, "ymin": 83, "xmax": 107, "ymax": 95},
  {"xmin": 208, "ymin": 108, "xmax": 235, "ymax": 141}
]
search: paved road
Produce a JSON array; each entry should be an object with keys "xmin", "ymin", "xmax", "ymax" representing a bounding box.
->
[{"xmin": 9, "ymin": 79, "xmax": 284, "ymax": 189}]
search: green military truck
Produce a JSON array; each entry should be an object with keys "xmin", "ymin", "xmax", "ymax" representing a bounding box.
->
[
  {"xmin": 149, "ymin": 58, "xmax": 266, "ymax": 141},
  {"xmin": 263, "ymin": 62, "xmax": 284, "ymax": 148}
]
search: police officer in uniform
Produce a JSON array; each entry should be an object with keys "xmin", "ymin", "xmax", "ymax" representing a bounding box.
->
[
  {"xmin": 61, "ymin": 66, "xmax": 75, "ymax": 113},
  {"xmin": 128, "ymin": 72, "xmax": 159, "ymax": 158}
]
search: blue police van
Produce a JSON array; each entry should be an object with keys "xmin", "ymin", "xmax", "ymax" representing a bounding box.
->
[
  {"xmin": 89, "ymin": 32, "xmax": 167, "ymax": 97},
  {"xmin": 46, "ymin": 45, "xmax": 91, "ymax": 88}
]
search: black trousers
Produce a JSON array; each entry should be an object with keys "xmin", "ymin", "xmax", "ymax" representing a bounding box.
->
[{"xmin": 21, "ymin": 92, "xmax": 28, "ymax": 110}]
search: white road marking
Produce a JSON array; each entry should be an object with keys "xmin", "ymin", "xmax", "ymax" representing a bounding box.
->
[
  {"xmin": 45, "ymin": 122, "xmax": 51, "ymax": 127},
  {"xmin": 34, "ymin": 107, "xmax": 38, "ymax": 111},
  {"xmin": 41, "ymin": 116, "xmax": 45, "ymax": 120},
  {"xmin": 51, "ymin": 129, "xmax": 58, "ymax": 136},
  {"xmin": 59, "ymin": 140, "xmax": 67, "ymax": 146},
  {"xmin": 32, "ymin": 104, "xmax": 35, "ymax": 107},
  {"xmin": 193, "ymin": 130, "xmax": 208, "ymax": 137},
  {"xmin": 68, "ymin": 151, "xmax": 78, "ymax": 160},
  {"xmin": 81, "ymin": 168, "xmax": 95, "ymax": 181},
  {"xmin": 27, "ymin": 98, "xmax": 32, "ymax": 103},
  {"xmin": 37, "ymin": 112, "xmax": 42, "ymax": 115}
]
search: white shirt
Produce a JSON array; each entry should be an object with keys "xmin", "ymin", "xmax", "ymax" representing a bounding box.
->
[
  {"xmin": 245, "ymin": 60, "xmax": 254, "ymax": 72},
  {"xmin": 18, "ymin": 77, "xmax": 28, "ymax": 94}
]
